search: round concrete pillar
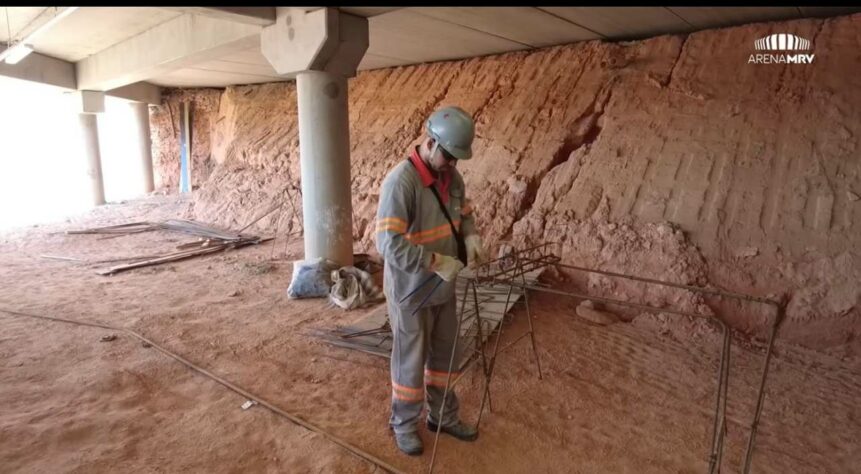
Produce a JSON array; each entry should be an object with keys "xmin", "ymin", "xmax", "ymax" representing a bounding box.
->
[
  {"xmin": 78, "ymin": 113, "xmax": 105, "ymax": 206},
  {"xmin": 130, "ymin": 102, "xmax": 155, "ymax": 194},
  {"xmin": 296, "ymin": 70, "xmax": 353, "ymax": 267}
]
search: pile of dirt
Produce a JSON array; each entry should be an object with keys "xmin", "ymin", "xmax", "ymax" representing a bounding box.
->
[{"xmin": 147, "ymin": 13, "xmax": 861, "ymax": 352}]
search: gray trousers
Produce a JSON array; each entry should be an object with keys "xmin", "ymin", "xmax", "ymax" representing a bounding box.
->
[{"xmin": 388, "ymin": 296, "xmax": 462, "ymax": 434}]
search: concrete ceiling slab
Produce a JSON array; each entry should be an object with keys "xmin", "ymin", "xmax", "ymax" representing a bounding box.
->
[
  {"xmin": 339, "ymin": 7, "xmax": 402, "ymax": 18},
  {"xmin": 219, "ymin": 48, "xmax": 271, "ymax": 66},
  {"xmin": 798, "ymin": 6, "xmax": 861, "ymax": 18},
  {"xmin": 3, "ymin": 6, "xmax": 861, "ymax": 90},
  {"xmin": 159, "ymin": 7, "xmax": 275, "ymax": 26},
  {"xmin": 0, "ymin": 7, "xmax": 48, "ymax": 43},
  {"xmin": 218, "ymin": 45, "xmax": 409, "ymax": 75},
  {"xmin": 30, "ymin": 7, "xmax": 181, "ymax": 62},
  {"xmin": 148, "ymin": 67, "xmax": 284, "ymax": 88},
  {"xmin": 538, "ymin": 7, "xmax": 693, "ymax": 39},
  {"xmin": 368, "ymin": 9, "xmax": 529, "ymax": 65},
  {"xmin": 409, "ymin": 7, "xmax": 600, "ymax": 47},
  {"xmin": 193, "ymin": 58, "xmax": 279, "ymax": 77},
  {"xmin": 357, "ymin": 52, "xmax": 413, "ymax": 71},
  {"xmin": 668, "ymin": 7, "xmax": 801, "ymax": 29}
]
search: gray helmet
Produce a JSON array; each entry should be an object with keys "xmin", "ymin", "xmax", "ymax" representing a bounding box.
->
[{"xmin": 426, "ymin": 106, "xmax": 475, "ymax": 160}]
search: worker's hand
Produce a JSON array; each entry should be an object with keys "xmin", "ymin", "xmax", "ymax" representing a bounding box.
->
[
  {"xmin": 465, "ymin": 235, "xmax": 488, "ymax": 266},
  {"xmin": 430, "ymin": 253, "xmax": 465, "ymax": 282},
  {"xmin": 460, "ymin": 199, "xmax": 474, "ymax": 217}
]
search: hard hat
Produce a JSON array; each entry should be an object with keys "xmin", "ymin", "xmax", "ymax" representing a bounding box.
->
[{"xmin": 426, "ymin": 106, "xmax": 475, "ymax": 160}]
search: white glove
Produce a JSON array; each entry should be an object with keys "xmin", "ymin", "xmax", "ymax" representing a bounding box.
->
[
  {"xmin": 430, "ymin": 253, "xmax": 465, "ymax": 282},
  {"xmin": 465, "ymin": 235, "xmax": 488, "ymax": 266}
]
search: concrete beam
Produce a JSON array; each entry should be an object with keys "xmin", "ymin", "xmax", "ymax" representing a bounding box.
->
[
  {"xmin": 0, "ymin": 51, "xmax": 76, "ymax": 89},
  {"xmin": 160, "ymin": 7, "xmax": 276, "ymax": 26},
  {"xmin": 0, "ymin": 50, "xmax": 160, "ymax": 104},
  {"xmin": 67, "ymin": 90, "xmax": 105, "ymax": 114},
  {"xmin": 261, "ymin": 7, "xmax": 368, "ymax": 78},
  {"xmin": 106, "ymin": 82, "xmax": 162, "ymax": 105},
  {"xmin": 76, "ymin": 13, "xmax": 262, "ymax": 91}
]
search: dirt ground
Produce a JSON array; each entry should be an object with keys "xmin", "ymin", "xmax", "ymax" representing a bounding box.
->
[{"xmin": 1, "ymin": 195, "xmax": 859, "ymax": 473}]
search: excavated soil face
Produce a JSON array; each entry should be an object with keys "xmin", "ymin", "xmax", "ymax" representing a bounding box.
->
[
  {"xmin": 149, "ymin": 14, "xmax": 861, "ymax": 353},
  {"xmin": 150, "ymin": 88, "xmax": 223, "ymax": 192}
]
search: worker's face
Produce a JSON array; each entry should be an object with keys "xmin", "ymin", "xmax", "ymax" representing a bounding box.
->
[{"xmin": 427, "ymin": 140, "xmax": 457, "ymax": 173}]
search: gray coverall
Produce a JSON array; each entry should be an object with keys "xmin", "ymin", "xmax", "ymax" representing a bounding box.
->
[{"xmin": 375, "ymin": 152, "xmax": 476, "ymax": 434}]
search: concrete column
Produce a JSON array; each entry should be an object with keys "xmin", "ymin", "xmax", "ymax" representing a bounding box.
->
[
  {"xmin": 297, "ymin": 70, "xmax": 353, "ymax": 266},
  {"xmin": 78, "ymin": 113, "xmax": 105, "ymax": 206},
  {"xmin": 262, "ymin": 8, "xmax": 367, "ymax": 266},
  {"xmin": 130, "ymin": 102, "xmax": 155, "ymax": 193}
]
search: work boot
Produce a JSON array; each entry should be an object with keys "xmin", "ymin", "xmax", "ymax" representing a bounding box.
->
[
  {"xmin": 427, "ymin": 420, "xmax": 479, "ymax": 442},
  {"xmin": 394, "ymin": 431, "xmax": 423, "ymax": 456}
]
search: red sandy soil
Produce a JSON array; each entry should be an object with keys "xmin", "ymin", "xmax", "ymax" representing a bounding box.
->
[{"xmin": 1, "ymin": 195, "xmax": 859, "ymax": 473}]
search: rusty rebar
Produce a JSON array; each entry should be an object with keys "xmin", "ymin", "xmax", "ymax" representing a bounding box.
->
[
  {"xmin": 468, "ymin": 244, "xmax": 783, "ymax": 473},
  {"xmin": 428, "ymin": 279, "xmax": 471, "ymax": 474},
  {"xmin": 0, "ymin": 308, "xmax": 404, "ymax": 474},
  {"xmin": 742, "ymin": 303, "xmax": 785, "ymax": 473}
]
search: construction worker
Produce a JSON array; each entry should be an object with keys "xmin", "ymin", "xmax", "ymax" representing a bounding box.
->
[{"xmin": 375, "ymin": 106, "xmax": 487, "ymax": 455}]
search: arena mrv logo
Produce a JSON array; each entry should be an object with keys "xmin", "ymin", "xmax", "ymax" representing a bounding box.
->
[{"xmin": 748, "ymin": 33, "xmax": 815, "ymax": 64}]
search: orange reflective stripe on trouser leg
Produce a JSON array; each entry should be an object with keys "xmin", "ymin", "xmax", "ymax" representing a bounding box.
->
[
  {"xmin": 392, "ymin": 381, "xmax": 424, "ymax": 402},
  {"xmin": 424, "ymin": 369, "xmax": 461, "ymax": 387}
]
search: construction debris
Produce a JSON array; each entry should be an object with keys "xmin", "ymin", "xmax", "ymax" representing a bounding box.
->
[
  {"xmin": 66, "ymin": 219, "xmax": 270, "ymax": 276},
  {"xmin": 67, "ymin": 219, "xmax": 252, "ymax": 241},
  {"xmin": 311, "ymin": 265, "xmax": 544, "ymax": 370},
  {"xmin": 328, "ymin": 266, "xmax": 385, "ymax": 310},
  {"xmin": 287, "ymin": 258, "xmax": 339, "ymax": 299},
  {"xmin": 65, "ymin": 222, "xmax": 157, "ymax": 235}
]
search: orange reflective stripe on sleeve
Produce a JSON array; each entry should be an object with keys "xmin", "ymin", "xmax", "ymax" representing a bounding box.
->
[
  {"xmin": 404, "ymin": 220, "xmax": 461, "ymax": 245},
  {"xmin": 376, "ymin": 217, "xmax": 408, "ymax": 234}
]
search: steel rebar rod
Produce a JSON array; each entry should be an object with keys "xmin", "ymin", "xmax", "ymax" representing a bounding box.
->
[
  {"xmin": 470, "ymin": 247, "xmax": 781, "ymax": 473},
  {"xmin": 553, "ymin": 262, "xmax": 777, "ymax": 306},
  {"xmin": 428, "ymin": 279, "xmax": 471, "ymax": 474},
  {"xmin": 742, "ymin": 304, "xmax": 785, "ymax": 473},
  {"xmin": 515, "ymin": 253, "xmax": 543, "ymax": 380},
  {"xmin": 470, "ymin": 281, "xmax": 493, "ymax": 414},
  {"xmin": 411, "ymin": 279, "xmax": 444, "ymax": 316},
  {"xmin": 0, "ymin": 308, "xmax": 404, "ymax": 474},
  {"xmin": 708, "ymin": 325, "xmax": 732, "ymax": 474},
  {"xmin": 400, "ymin": 274, "xmax": 437, "ymax": 304}
]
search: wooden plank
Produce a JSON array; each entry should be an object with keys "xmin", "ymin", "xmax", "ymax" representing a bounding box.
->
[{"xmin": 97, "ymin": 244, "xmax": 230, "ymax": 275}]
